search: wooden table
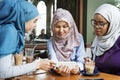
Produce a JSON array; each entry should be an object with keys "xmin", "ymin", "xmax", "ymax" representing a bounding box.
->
[{"xmin": 12, "ymin": 72, "xmax": 120, "ymax": 80}]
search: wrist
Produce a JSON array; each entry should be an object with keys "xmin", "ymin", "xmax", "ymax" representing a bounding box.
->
[{"xmin": 35, "ymin": 61, "xmax": 41, "ymax": 70}]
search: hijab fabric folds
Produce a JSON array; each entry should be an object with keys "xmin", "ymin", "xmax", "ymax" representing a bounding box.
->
[
  {"xmin": 51, "ymin": 8, "xmax": 80, "ymax": 61},
  {"xmin": 91, "ymin": 4, "xmax": 120, "ymax": 56},
  {"xmin": 0, "ymin": 0, "xmax": 39, "ymax": 58}
]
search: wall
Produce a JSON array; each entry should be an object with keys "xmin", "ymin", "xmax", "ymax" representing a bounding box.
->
[
  {"xmin": 86, "ymin": 0, "xmax": 115, "ymax": 45},
  {"xmin": 57, "ymin": 0, "xmax": 80, "ymax": 28}
]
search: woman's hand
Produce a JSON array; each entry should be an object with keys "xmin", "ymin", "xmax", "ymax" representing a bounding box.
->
[
  {"xmin": 36, "ymin": 59, "xmax": 55, "ymax": 71},
  {"xmin": 84, "ymin": 57, "xmax": 95, "ymax": 73},
  {"xmin": 53, "ymin": 65, "xmax": 71, "ymax": 76},
  {"xmin": 71, "ymin": 65, "xmax": 80, "ymax": 75}
]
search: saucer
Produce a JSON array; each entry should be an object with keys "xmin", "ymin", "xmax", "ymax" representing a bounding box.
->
[
  {"xmin": 34, "ymin": 70, "xmax": 46, "ymax": 75},
  {"xmin": 81, "ymin": 70, "xmax": 100, "ymax": 76}
]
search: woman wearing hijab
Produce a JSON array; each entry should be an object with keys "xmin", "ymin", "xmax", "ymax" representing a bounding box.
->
[
  {"xmin": 0, "ymin": 0, "xmax": 54, "ymax": 78},
  {"xmin": 91, "ymin": 4, "xmax": 120, "ymax": 75},
  {"xmin": 47, "ymin": 8, "xmax": 87, "ymax": 75}
]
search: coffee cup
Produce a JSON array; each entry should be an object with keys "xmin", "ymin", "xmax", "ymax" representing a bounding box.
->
[
  {"xmin": 14, "ymin": 52, "xmax": 23, "ymax": 65},
  {"xmin": 85, "ymin": 62, "xmax": 95, "ymax": 74}
]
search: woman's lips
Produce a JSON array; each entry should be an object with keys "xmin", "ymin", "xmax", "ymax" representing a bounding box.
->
[{"xmin": 95, "ymin": 30, "xmax": 101, "ymax": 34}]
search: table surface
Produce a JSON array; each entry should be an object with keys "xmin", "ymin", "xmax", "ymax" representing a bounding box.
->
[{"xmin": 12, "ymin": 71, "xmax": 120, "ymax": 80}]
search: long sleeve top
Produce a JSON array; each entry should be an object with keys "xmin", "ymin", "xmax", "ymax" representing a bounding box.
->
[
  {"xmin": 47, "ymin": 34, "xmax": 88, "ymax": 71},
  {"xmin": 95, "ymin": 36, "xmax": 120, "ymax": 75},
  {"xmin": 0, "ymin": 54, "xmax": 37, "ymax": 78}
]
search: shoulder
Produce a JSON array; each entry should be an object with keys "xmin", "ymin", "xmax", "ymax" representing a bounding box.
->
[
  {"xmin": 77, "ymin": 33, "xmax": 84, "ymax": 41},
  {"xmin": 47, "ymin": 37, "xmax": 53, "ymax": 43},
  {"xmin": 78, "ymin": 33, "xmax": 83, "ymax": 37},
  {"xmin": 114, "ymin": 35, "xmax": 120, "ymax": 45},
  {"xmin": 47, "ymin": 37, "xmax": 53, "ymax": 46},
  {"xmin": 116, "ymin": 35, "xmax": 120, "ymax": 42}
]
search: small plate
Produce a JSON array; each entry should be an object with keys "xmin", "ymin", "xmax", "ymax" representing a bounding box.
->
[{"xmin": 81, "ymin": 70, "xmax": 100, "ymax": 76}]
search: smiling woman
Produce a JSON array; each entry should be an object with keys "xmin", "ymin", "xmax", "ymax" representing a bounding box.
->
[
  {"xmin": 53, "ymin": 21, "xmax": 70, "ymax": 38},
  {"xmin": 0, "ymin": 0, "xmax": 55, "ymax": 78},
  {"xmin": 47, "ymin": 8, "xmax": 88, "ymax": 76}
]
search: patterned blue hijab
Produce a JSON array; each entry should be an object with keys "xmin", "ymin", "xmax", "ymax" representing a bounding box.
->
[{"xmin": 0, "ymin": 0, "xmax": 39, "ymax": 58}]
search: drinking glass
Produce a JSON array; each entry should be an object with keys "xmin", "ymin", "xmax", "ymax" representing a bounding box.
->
[
  {"xmin": 25, "ymin": 48, "xmax": 34, "ymax": 63},
  {"xmin": 25, "ymin": 48, "xmax": 34, "ymax": 75}
]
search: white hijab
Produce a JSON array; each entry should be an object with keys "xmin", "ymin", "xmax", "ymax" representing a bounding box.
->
[{"xmin": 91, "ymin": 4, "xmax": 120, "ymax": 56}]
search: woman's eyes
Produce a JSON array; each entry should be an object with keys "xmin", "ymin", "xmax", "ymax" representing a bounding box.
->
[
  {"xmin": 55, "ymin": 25, "xmax": 69, "ymax": 28},
  {"xmin": 63, "ymin": 26, "xmax": 69, "ymax": 28},
  {"xmin": 33, "ymin": 19, "xmax": 38, "ymax": 23}
]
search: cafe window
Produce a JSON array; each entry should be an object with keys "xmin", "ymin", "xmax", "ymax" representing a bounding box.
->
[
  {"xmin": 25, "ymin": 0, "xmax": 57, "ymax": 44},
  {"xmin": 36, "ymin": 1, "xmax": 47, "ymax": 36}
]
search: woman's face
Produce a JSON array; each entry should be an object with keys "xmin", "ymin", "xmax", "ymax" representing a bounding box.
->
[
  {"xmin": 53, "ymin": 21, "xmax": 70, "ymax": 38},
  {"xmin": 25, "ymin": 16, "xmax": 39, "ymax": 33},
  {"xmin": 92, "ymin": 14, "xmax": 109, "ymax": 36}
]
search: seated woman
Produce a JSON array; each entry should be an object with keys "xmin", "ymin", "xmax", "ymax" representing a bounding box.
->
[
  {"xmin": 47, "ymin": 8, "xmax": 88, "ymax": 75},
  {"xmin": 91, "ymin": 4, "xmax": 120, "ymax": 75},
  {"xmin": 0, "ymin": 0, "xmax": 54, "ymax": 78}
]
